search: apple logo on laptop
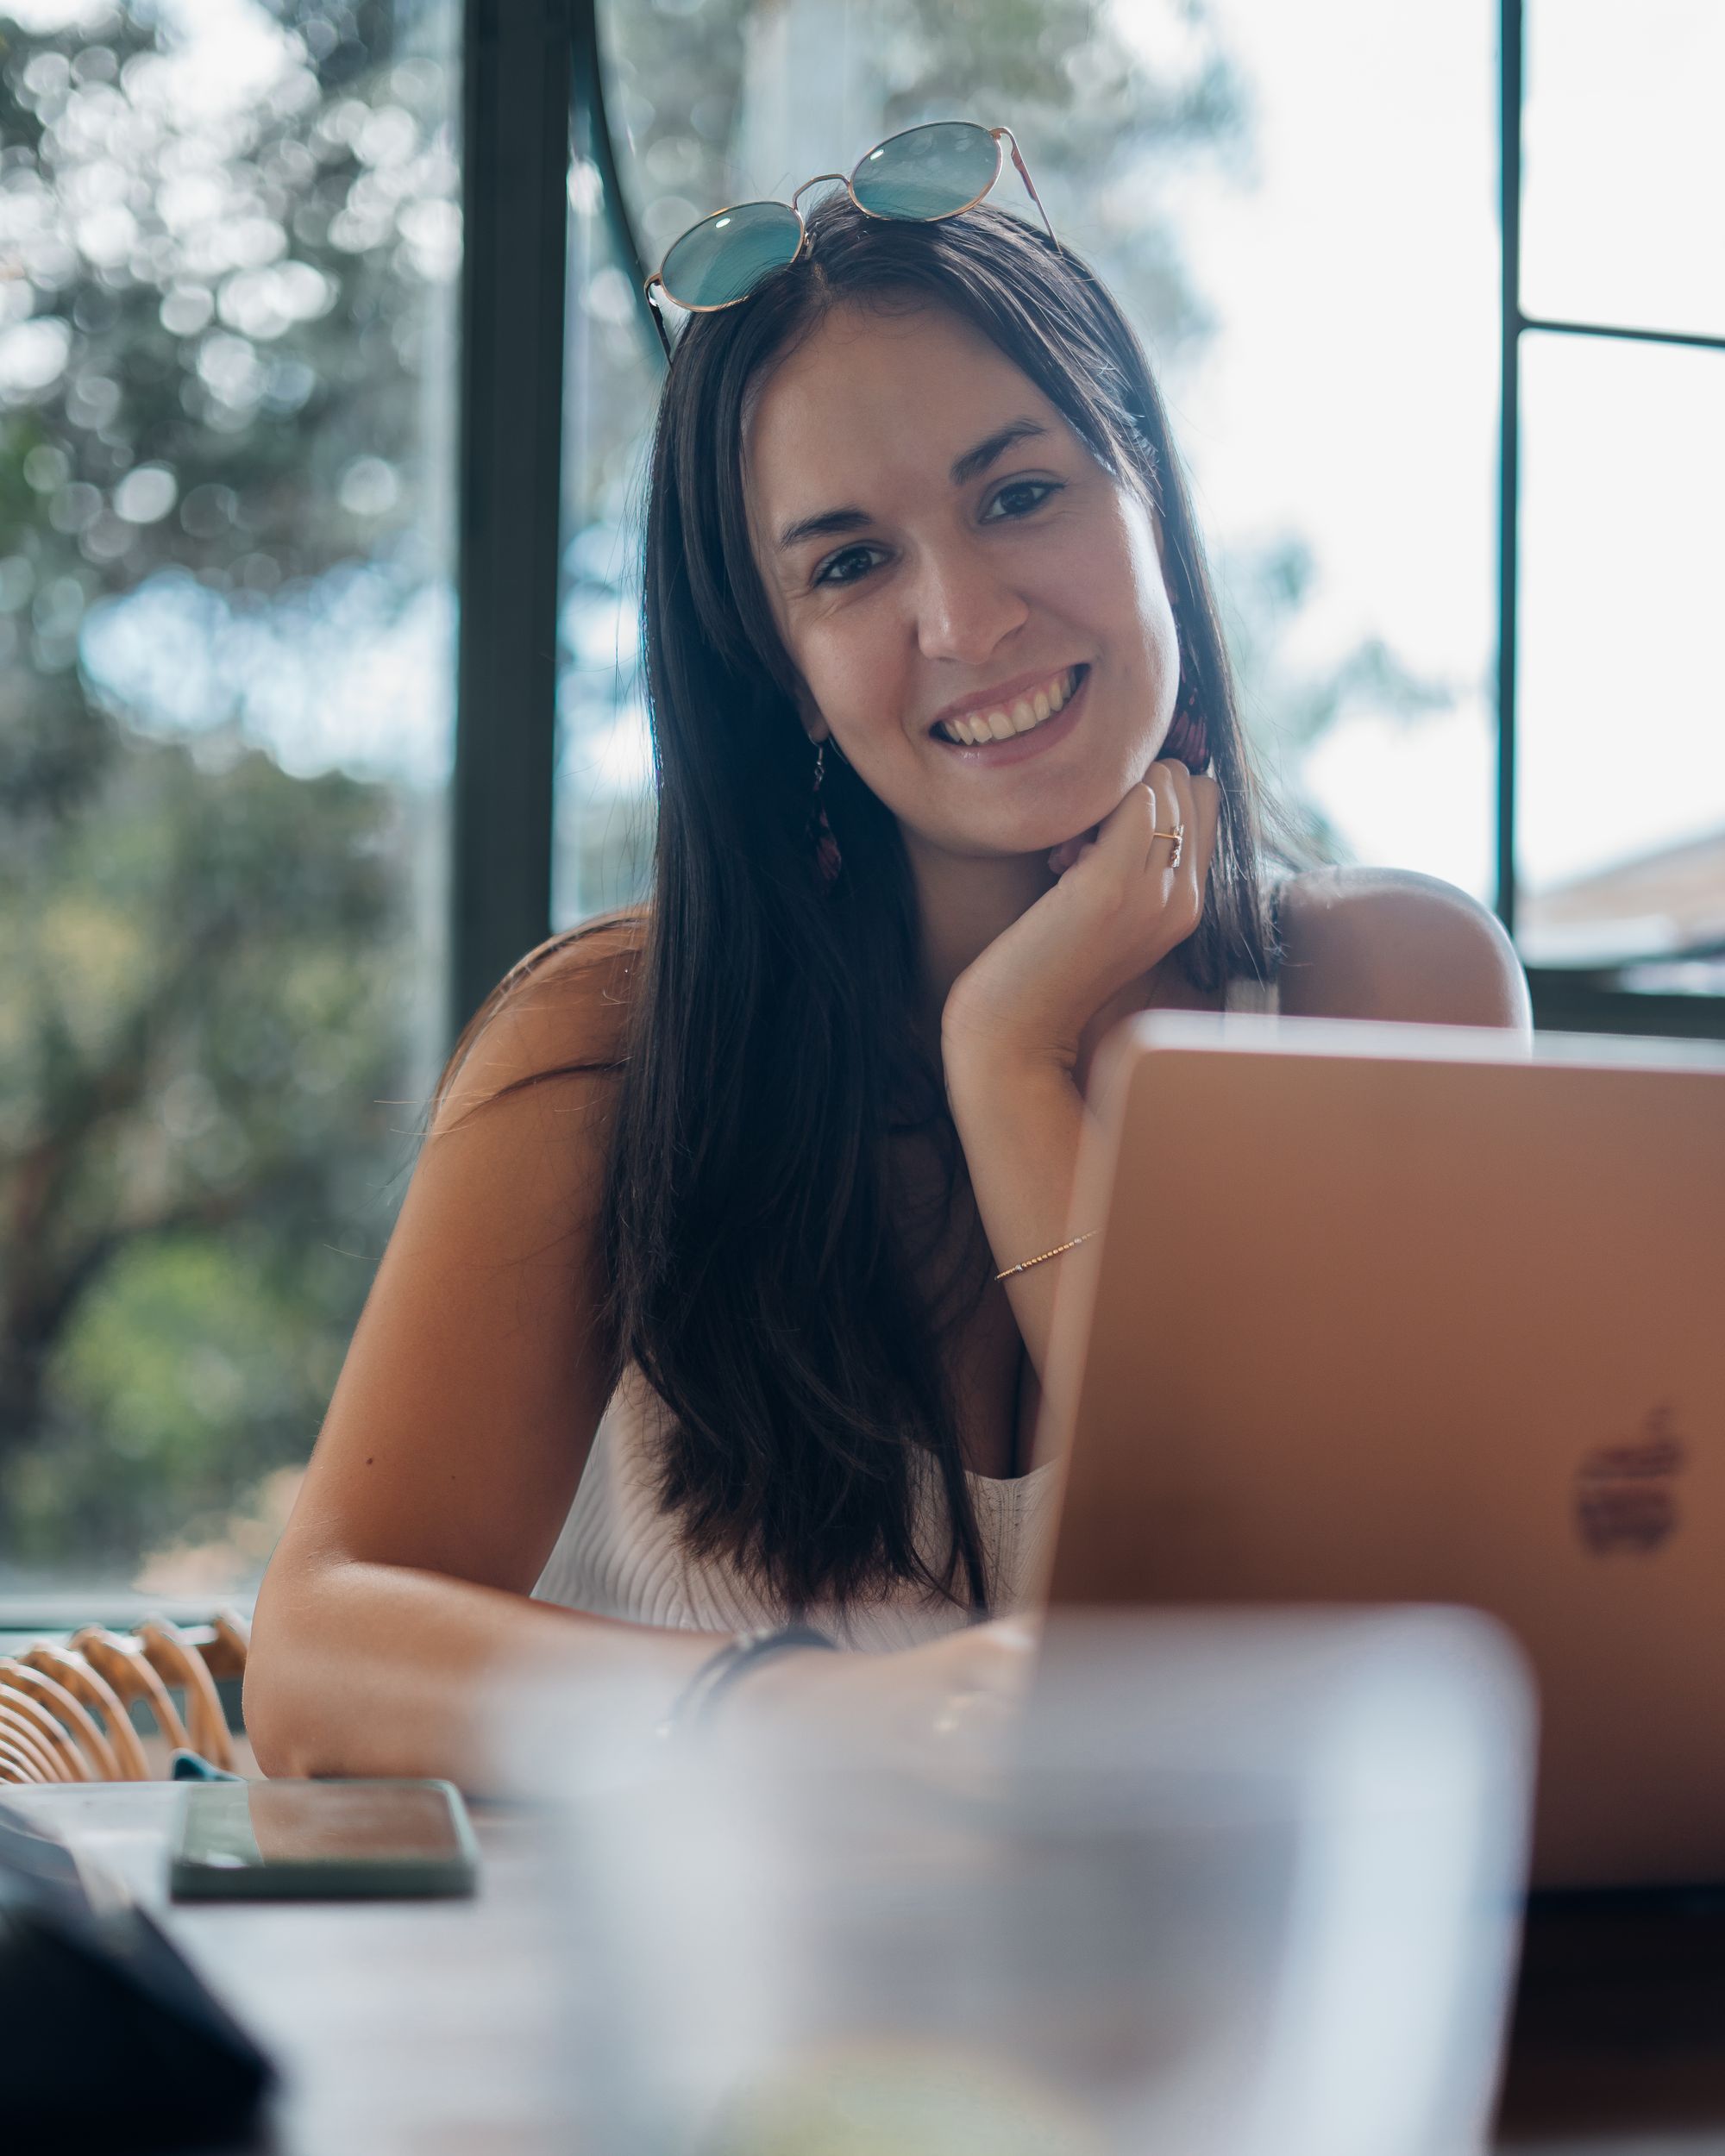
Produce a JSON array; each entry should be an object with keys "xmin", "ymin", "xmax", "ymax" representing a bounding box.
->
[{"xmin": 1575, "ymin": 1404, "xmax": 1687, "ymax": 1556}]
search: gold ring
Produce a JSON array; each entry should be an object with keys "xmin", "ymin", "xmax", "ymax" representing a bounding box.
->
[{"xmin": 1149, "ymin": 823, "xmax": 1184, "ymax": 871}]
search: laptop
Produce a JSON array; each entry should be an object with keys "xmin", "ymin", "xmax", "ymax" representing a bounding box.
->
[{"xmin": 1031, "ymin": 1012, "xmax": 1725, "ymax": 1890}]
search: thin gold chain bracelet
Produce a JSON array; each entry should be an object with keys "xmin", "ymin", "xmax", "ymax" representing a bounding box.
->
[{"xmin": 994, "ymin": 1230, "xmax": 1097, "ymax": 1283}]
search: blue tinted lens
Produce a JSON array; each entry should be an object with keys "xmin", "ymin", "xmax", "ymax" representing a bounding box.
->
[
  {"xmin": 850, "ymin": 122, "xmax": 1000, "ymax": 220},
  {"xmin": 659, "ymin": 202, "xmax": 803, "ymax": 309}
]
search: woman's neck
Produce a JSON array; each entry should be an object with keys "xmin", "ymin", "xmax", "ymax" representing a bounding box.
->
[{"xmin": 906, "ymin": 835, "xmax": 1055, "ymax": 1029}]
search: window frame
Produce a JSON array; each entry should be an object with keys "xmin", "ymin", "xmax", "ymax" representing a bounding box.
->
[
  {"xmin": 1498, "ymin": 0, "xmax": 1725, "ymax": 1038},
  {"xmin": 451, "ymin": 0, "xmax": 574, "ymax": 1044}
]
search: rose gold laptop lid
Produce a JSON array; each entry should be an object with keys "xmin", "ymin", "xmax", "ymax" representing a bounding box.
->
[{"xmin": 1032, "ymin": 1013, "xmax": 1725, "ymax": 1890}]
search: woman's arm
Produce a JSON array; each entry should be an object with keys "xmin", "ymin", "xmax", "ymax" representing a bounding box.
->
[
  {"xmin": 248, "ymin": 920, "xmax": 1045, "ymax": 1782},
  {"xmin": 938, "ymin": 761, "xmax": 1220, "ymax": 1390},
  {"xmin": 248, "ymin": 1561, "xmax": 721, "ymax": 1787},
  {"xmin": 244, "ymin": 927, "xmax": 723, "ymax": 1788},
  {"xmin": 941, "ymin": 843, "xmax": 1529, "ymax": 1393}
]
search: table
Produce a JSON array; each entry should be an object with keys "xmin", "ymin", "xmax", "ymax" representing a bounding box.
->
[
  {"xmin": 4, "ymin": 1783, "xmax": 566, "ymax": 2156},
  {"xmin": 7, "ymin": 1784, "xmax": 1725, "ymax": 2153}
]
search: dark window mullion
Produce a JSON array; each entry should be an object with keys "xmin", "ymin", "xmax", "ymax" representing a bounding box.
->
[
  {"xmin": 1497, "ymin": 0, "xmax": 1522, "ymax": 943},
  {"xmin": 452, "ymin": 0, "xmax": 574, "ymax": 1048},
  {"xmin": 1520, "ymin": 314, "xmax": 1725, "ymax": 355}
]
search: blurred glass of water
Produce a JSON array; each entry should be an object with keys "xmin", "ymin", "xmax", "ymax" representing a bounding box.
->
[{"xmin": 493, "ymin": 1607, "xmax": 1533, "ymax": 2156}]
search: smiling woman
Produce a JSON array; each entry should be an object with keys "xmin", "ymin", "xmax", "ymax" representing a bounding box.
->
[
  {"xmin": 576, "ymin": 201, "xmax": 1295, "ymax": 1606},
  {"xmin": 246, "ymin": 187, "xmax": 1529, "ymax": 1783}
]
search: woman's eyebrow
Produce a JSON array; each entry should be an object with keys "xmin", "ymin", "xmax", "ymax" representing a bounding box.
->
[{"xmin": 773, "ymin": 417, "xmax": 1052, "ymax": 554}]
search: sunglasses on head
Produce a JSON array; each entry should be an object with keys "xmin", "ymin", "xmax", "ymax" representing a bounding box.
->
[{"xmin": 643, "ymin": 120, "xmax": 1060, "ymax": 358}]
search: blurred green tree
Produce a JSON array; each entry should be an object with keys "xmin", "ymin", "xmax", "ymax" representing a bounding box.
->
[{"xmin": 0, "ymin": 0, "xmax": 455, "ymax": 1570}]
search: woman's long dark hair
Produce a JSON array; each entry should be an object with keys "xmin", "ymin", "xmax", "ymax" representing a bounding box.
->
[{"xmin": 442, "ymin": 194, "xmax": 1286, "ymax": 1616}]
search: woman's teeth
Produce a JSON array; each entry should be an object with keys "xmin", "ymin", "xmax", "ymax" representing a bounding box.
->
[{"xmin": 934, "ymin": 666, "xmax": 1082, "ymax": 746}]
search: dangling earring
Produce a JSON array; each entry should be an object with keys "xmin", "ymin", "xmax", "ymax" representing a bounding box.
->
[
  {"xmin": 1163, "ymin": 617, "xmax": 1212, "ymax": 774},
  {"xmin": 809, "ymin": 737, "xmax": 843, "ymax": 889}
]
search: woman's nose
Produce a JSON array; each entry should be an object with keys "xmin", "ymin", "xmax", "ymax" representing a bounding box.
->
[{"xmin": 910, "ymin": 542, "xmax": 1030, "ymax": 666}]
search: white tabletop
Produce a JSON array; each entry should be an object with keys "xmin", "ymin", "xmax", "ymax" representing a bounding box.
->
[{"xmin": 6, "ymin": 1782, "xmax": 1724, "ymax": 2154}]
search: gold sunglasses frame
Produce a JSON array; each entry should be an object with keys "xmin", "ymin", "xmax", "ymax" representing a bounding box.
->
[{"xmin": 641, "ymin": 122, "xmax": 1060, "ymax": 359}]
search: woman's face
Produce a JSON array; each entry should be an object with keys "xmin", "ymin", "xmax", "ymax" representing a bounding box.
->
[{"xmin": 743, "ymin": 298, "xmax": 1181, "ymax": 864}]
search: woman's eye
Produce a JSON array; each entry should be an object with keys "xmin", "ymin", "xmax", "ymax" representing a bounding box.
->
[
  {"xmin": 985, "ymin": 478, "xmax": 1062, "ymax": 520},
  {"xmin": 813, "ymin": 544, "xmax": 882, "ymax": 589},
  {"xmin": 811, "ymin": 480, "xmax": 1065, "ymax": 591}
]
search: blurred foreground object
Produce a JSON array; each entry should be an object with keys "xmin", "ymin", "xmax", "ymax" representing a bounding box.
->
[
  {"xmin": 500, "ymin": 1607, "xmax": 1533, "ymax": 2156},
  {"xmin": 0, "ymin": 1797, "xmax": 276, "ymax": 2152},
  {"xmin": 0, "ymin": 1613, "xmax": 250, "ymax": 1783}
]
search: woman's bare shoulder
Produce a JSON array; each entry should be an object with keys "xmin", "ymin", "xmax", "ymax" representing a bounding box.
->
[
  {"xmin": 433, "ymin": 904, "xmax": 649, "ymax": 1131},
  {"xmin": 1275, "ymin": 866, "xmax": 1530, "ymax": 1031}
]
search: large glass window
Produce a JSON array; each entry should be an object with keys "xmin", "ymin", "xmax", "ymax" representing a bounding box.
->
[
  {"xmin": 1515, "ymin": 332, "xmax": 1725, "ymax": 968},
  {"xmin": 1510, "ymin": 0, "xmax": 1724, "ymax": 987},
  {"xmin": 1166, "ymin": 0, "xmax": 1498, "ymax": 901},
  {"xmin": 1521, "ymin": 0, "xmax": 1725, "ymax": 342},
  {"xmin": 11, "ymin": 3, "xmax": 1716, "ymax": 1608},
  {"xmin": 555, "ymin": 0, "xmax": 1501, "ymax": 922},
  {"xmin": 1, "ymin": 0, "xmax": 460, "ymax": 1605}
]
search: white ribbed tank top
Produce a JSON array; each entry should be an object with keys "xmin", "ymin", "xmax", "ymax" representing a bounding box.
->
[{"xmin": 532, "ymin": 969, "xmax": 1282, "ymax": 1647}]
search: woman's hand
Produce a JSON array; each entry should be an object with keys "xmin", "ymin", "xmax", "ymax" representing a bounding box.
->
[
  {"xmin": 942, "ymin": 761, "xmax": 1222, "ymax": 1075},
  {"xmin": 725, "ymin": 1614, "xmax": 1039, "ymax": 1778}
]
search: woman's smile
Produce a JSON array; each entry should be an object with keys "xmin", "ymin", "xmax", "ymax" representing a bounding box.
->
[{"xmin": 927, "ymin": 662, "xmax": 1090, "ymax": 761}]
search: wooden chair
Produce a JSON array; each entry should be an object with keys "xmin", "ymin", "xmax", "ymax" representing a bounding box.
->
[
  {"xmin": 0, "ymin": 1697, "xmax": 75, "ymax": 1783},
  {"xmin": 0, "ymin": 1613, "xmax": 251, "ymax": 1785}
]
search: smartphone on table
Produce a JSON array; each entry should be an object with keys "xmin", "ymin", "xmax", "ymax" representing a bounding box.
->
[{"xmin": 170, "ymin": 1777, "xmax": 480, "ymax": 1901}]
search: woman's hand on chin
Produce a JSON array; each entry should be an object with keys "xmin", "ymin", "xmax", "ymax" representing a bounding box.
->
[{"xmin": 941, "ymin": 759, "xmax": 1222, "ymax": 1075}]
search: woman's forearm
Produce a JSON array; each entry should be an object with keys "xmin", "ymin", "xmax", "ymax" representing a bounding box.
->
[
  {"xmin": 941, "ymin": 1038, "xmax": 1095, "ymax": 1388},
  {"xmin": 244, "ymin": 1555, "xmax": 723, "ymax": 1789}
]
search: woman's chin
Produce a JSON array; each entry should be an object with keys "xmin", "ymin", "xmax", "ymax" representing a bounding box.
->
[{"xmin": 904, "ymin": 813, "xmax": 1104, "ymax": 872}]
